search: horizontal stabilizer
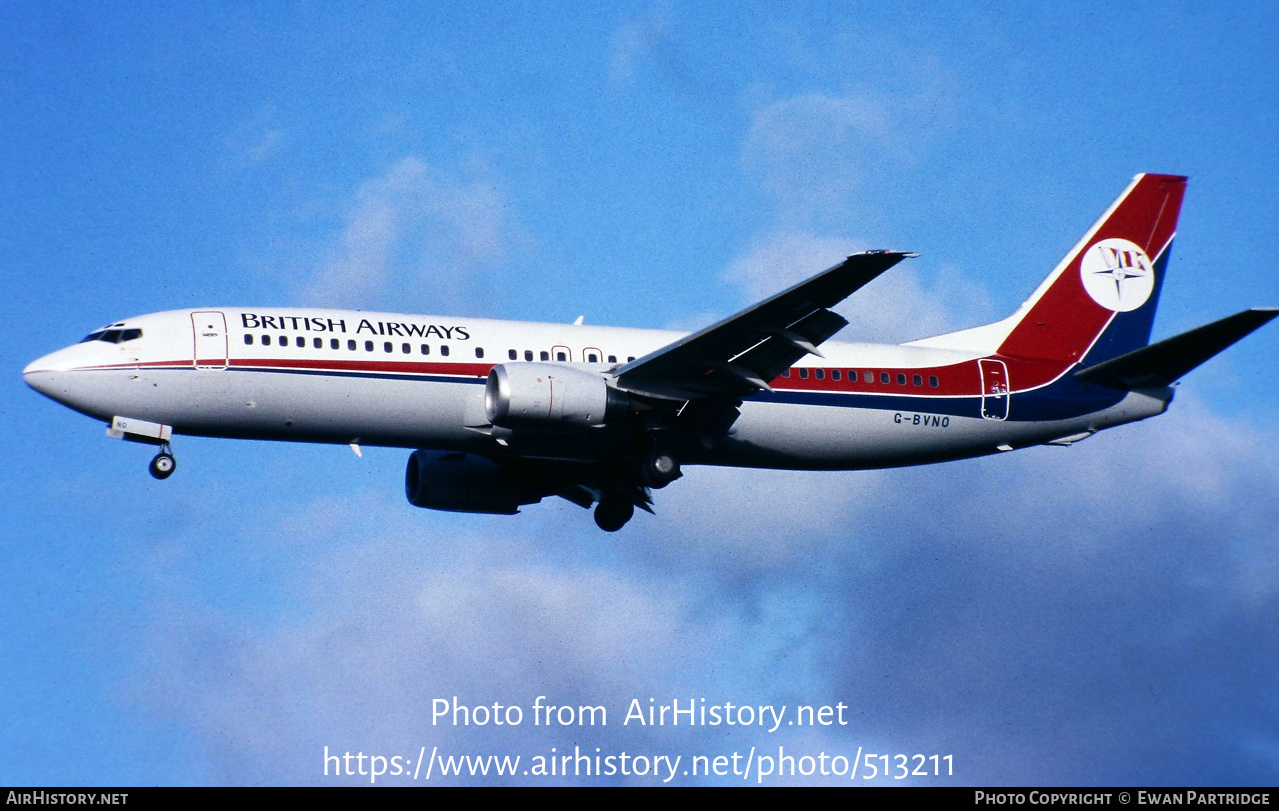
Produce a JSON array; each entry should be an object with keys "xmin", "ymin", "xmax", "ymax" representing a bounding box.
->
[{"xmin": 1075, "ymin": 308, "xmax": 1278, "ymax": 390}]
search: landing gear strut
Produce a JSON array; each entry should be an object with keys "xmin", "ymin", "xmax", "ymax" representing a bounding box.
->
[
  {"xmin": 594, "ymin": 496, "xmax": 635, "ymax": 532},
  {"xmin": 149, "ymin": 445, "xmax": 176, "ymax": 480}
]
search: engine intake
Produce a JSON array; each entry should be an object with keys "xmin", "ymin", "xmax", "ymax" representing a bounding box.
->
[
  {"xmin": 405, "ymin": 450, "xmax": 541, "ymax": 514},
  {"xmin": 485, "ymin": 363, "xmax": 628, "ymax": 429}
]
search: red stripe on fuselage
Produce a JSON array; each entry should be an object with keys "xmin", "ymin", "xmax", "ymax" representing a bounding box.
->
[
  {"xmin": 60, "ymin": 355, "xmax": 1076, "ymax": 398},
  {"xmin": 769, "ymin": 362, "xmax": 980, "ymax": 396},
  {"xmin": 227, "ymin": 357, "xmax": 491, "ymax": 377}
]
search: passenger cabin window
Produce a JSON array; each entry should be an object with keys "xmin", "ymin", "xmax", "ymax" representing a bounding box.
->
[
  {"xmin": 508, "ymin": 349, "xmax": 517, "ymax": 360},
  {"xmin": 525, "ymin": 350, "xmax": 534, "ymax": 361},
  {"xmin": 929, "ymin": 375, "xmax": 939, "ymax": 388},
  {"xmin": 799, "ymin": 368, "xmax": 809, "ymax": 379},
  {"xmin": 815, "ymin": 369, "xmax": 825, "ymax": 380},
  {"xmin": 832, "ymin": 370, "xmax": 841, "ymax": 381},
  {"xmin": 365, "ymin": 340, "xmax": 374, "ymax": 351},
  {"xmin": 384, "ymin": 342, "xmax": 393, "ymax": 353},
  {"xmin": 263, "ymin": 335, "xmax": 272, "ymax": 346},
  {"xmin": 540, "ymin": 351, "xmax": 549, "ymax": 361},
  {"xmin": 627, "ymin": 356, "xmax": 635, "ymax": 362},
  {"xmin": 296, "ymin": 336, "xmax": 305, "ymax": 348},
  {"xmin": 782, "ymin": 369, "xmax": 791, "ymax": 378},
  {"xmin": 331, "ymin": 339, "xmax": 340, "ymax": 349},
  {"xmin": 441, "ymin": 345, "xmax": 449, "ymax": 356},
  {"xmin": 587, "ymin": 353, "xmax": 598, "ymax": 363},
  {"xmin": 913, "ymin": 374, "xmax": 923, "ymax": 386},
  {"xmin": 556, "ymin": 351, "xmax": 566, "ymax": 361},
  {"xmin": 313, "ymin": 337, "xmax": 322, "ymax": 349},
  {"xmin": 864, "ymin": 371, "xmax": 874, "ymax": 383},
  {"xmin": 402, "ymin": 343, "xmax": 411, "ymax": 354},
  {"xmin": 608, "ymin": 355, "xmax": 617, "ymax": 363},
  {"xmin": 348, "ymin": 340, "xmax": 356, "ymax": 350},
  {"xmin": 897, "ymin": 373, "xmax": 907, "ymax": 385},
  {"xmin": 421, "ymin": 344, "xmax": 430, "ymax": 355},
  {"xmin": 244, "ymin": 334, "xmax": 253, "ymax": 345},
  {"xmin": 880, "ymin": 372, "xmax": 890, "ymax": 384},
  {"xmin": 475, "ymin": 347, "xmax": 484, "ymax": 359}
]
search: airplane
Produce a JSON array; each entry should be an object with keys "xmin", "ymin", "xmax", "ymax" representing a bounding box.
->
[{"xmin": 23, "ymin": 173, "xmax": 1277, "ymax": 531}]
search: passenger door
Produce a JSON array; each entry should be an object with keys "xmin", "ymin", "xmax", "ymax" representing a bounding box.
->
[
  {"xmin": 192, "ymin": 311, "xmax": 228, "ymax": 369},
  {"xmin": 979, "ymin": 359, "xmax": 1009, "ymax": 420}
]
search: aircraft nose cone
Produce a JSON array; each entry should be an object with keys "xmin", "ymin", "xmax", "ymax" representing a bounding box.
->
[
  {"xmin": 24, "ymin": 354, "xmax": 61, "ymax": 397},
  {"xmin": 23, "ymin": 346, "xmax": 88, "ymax": 402}
]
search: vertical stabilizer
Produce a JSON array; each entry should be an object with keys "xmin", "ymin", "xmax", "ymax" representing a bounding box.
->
[
  {"xmin": 907, "ymin": 174, "xmax": 1187, "ymax": 362},
  {"xmin": 996, "ymin": 173, "xmax": 1187, "ymax": 365}
]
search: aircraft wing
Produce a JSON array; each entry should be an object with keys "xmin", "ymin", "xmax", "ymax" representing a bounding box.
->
[{"xmin": 613, "ymin": 250, "xmax": 914, "ymax": 401}]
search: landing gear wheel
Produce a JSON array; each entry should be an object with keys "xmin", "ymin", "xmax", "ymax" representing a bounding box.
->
[
  {"xmin": 642, "ymin": 451, "xmax": 681, "ymax": 489},
  {"xmin": 594, "ymin": 497, "xmax": 635, "ymax": 532},
  {"xmin": 149, "ymin": 452, "xmax": 176, "ymax": 480}
]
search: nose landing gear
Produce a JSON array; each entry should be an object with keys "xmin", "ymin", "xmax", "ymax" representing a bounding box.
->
[{"xmin": 149, "ymin": 445, "xmax": 176, "ymax": 480}]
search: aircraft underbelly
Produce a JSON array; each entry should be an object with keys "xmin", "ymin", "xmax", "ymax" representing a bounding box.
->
[
  {"xmin": 715, "ymin": 399, "xmax": 1097, "ymax": 470},
  {"xmin": 95, "ymin": 367, "xmax": 483, "ymax": 448}
]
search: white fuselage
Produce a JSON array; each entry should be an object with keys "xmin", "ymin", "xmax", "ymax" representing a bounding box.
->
[{"xmin": 23, "ymin": 307, "xmax": 1168, "ymax": 471}]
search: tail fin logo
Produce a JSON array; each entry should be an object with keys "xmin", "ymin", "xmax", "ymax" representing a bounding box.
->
[{"xmin": 1080, "ymin": 238, "xmax": 1155, "ymax": 312}]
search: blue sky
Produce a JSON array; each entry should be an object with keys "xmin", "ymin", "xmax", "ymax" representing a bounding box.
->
[{"xmin": 3, "ymin": 2, "xmax": 1277, "ymax": 785}]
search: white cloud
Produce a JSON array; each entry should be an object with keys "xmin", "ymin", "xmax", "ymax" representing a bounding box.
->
[
  {"xmin": 225, "ymin": 105, "xmax": 287, "ymax": 167},
  {"xmin": 125, "ymin": 493, "xmax": 738, "ymax": 782},
  {"xmin": 723, "ymin": 231, "xmax": 989, "ymax": 343},
  {"xmin": 742, "ymin": 92, "xmax": 903, "ymax": 230},
  {"xmin": 650, "ymin": 466, "xmax": 887, "ymax": 573},
  {"xmin": 119, "ymin": 389, "xmax": 1279, "ymax": 784},
  {"xmin": 726, "ymin": 90, "xmax": 996, "ymax": 344},
  {"xmin": 301, "ymin": 157, "xmax": 517, "ymax": 311},
  {"xmin": 608, "ymin": 2, "xmax": 672, "ymax": 90}
]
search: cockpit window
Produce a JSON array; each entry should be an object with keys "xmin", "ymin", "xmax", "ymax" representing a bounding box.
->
[{"xmin": 80, "ymin": 328, "xmax": 143, "ymax": 344}]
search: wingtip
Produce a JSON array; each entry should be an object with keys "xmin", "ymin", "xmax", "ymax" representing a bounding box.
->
[{"xmin": 850, "ymin": 250, "xmax": 918, "ymax": 259}]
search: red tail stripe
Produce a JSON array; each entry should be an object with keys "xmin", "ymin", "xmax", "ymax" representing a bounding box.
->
[{"xmin": 997, "ymin": 174, "xmax": 1186, "ymax": 363}]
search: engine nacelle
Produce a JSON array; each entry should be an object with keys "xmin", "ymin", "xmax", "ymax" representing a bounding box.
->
[
  {"xmin": 485, "ymin": 363, "xmax": 628, "ymax": 429},
  {"xmin": 405, "ymin": 450, "xmax": 541, "ymax": 514}
]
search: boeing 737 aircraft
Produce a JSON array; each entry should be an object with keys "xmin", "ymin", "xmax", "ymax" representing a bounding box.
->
[{"xmin": 24, "ymin": 174, "xmax": 1276, "ymax": 530}]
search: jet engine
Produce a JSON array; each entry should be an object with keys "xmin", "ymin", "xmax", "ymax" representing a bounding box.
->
[
  {"xmin": 405, "ymin": 450, "xmax": 541, "ymax": 514},
  {"xmin": 485, "ymin": 363, "xmax": 629, "ymax": 429}
]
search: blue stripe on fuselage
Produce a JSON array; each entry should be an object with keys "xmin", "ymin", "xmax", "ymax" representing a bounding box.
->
[
  {"xmin": 190, "ymin": 362, "xmax": 1128, "ymax": 422},
  {"xmin": 756, "ymin": 372, "xmax": 1126, "ymax": 422}
]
